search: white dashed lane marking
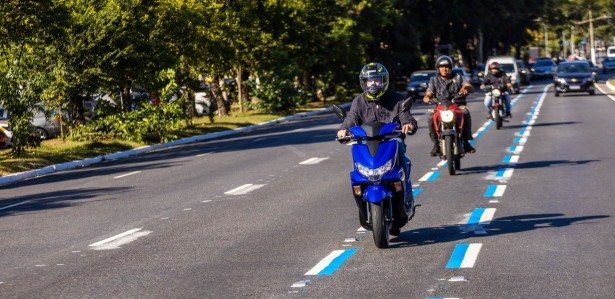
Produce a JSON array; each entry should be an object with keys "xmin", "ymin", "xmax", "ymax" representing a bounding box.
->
[
  {"xmin": 299, "ymin": 157, "xmax": 330, "ymax": 165},
  {"xmin": 113, "ymin": 171, "xmax": 142, "ymax": 179},
  {"xmin": 224, "ymin": 184, "xmax": 265, "ymax": 195},
  {"xmin": 89, "ymin": 228, "xmax": 152, "ymax": 250}
]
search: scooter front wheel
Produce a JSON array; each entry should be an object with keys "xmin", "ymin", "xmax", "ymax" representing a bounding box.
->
[{"xmin": 370, "ymin": 203, "xmax": 389, "ymax": 248}]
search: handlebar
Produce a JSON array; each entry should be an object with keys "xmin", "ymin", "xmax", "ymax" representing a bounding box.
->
[{"xmin": 336, "ymin": 129, "xmax": 412, "ymax": 143}]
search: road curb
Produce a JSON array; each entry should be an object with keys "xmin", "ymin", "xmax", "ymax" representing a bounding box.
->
[{"xmin": 0, "ymin": 103, "xmax": 350, "ymax": 187}]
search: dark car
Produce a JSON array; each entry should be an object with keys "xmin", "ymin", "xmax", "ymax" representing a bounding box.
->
[
  {"xmin": 406, "ymin": 70, "xmax": 437, "ymax": 100},
  {"xmin": 553, "ymin": 61, "xmax": 595, "ymax": 96},
  {"xmin": 470, "ymin": 63, "xmax": 485, "ymax": 85},
  {"xmin": 516, "ymin": 60, "xmax": 531, "ymax": 85},
  {"xmin": 602, "ymin": 57, "xmax": 615, "ymax": 73},
  {"xmin": 530, "ymin": 59, "xmax": 556, "ymax": 79}
]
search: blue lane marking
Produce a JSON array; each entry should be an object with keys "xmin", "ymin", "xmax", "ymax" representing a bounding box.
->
[
  {"xmin": 484, "ymin": 184, "xmax": 497, "ymax": 197},
  {"xmin": 427, "ymin": 171, "xmax": 440, "ymax": 182},
  {"xmin": 469, "ymin": 139, "xmax": 476, "ymax": 145},
  {"xmin": 468, "ymin": 208, "xmax": 486, "ymax": 225},
  {"xmin": 513, "ymin": 137, "xmax": 521, "ymax": 144},
  {"xmin": 412, "ymin": 188, "xmax": 423, "ymax": 199},
  {"xmin": 508, "ymin": 145, "xmax": 518, "ymax": 152},
  {"xmin": 446, "ymin": 243, "xmax": 469, "ymax": 268},
  {"xmin": 318, "ymin": 248, "xmax": 358, "ymax": 276},
  {"xmin": 495, "ymin": 168, "xmax": 506, "ymax": 177},
  {"xmin": 502, "ymin": 155, "xmax": 512, "ymax": 163}
]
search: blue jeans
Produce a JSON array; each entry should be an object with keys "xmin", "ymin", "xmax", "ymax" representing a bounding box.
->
[{"xmin": 483, "ymin": 93, "xmax": 511, "ymax": 114}]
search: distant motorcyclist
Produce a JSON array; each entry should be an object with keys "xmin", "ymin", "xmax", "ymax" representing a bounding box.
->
[
  {"xmin": 480, "ymin": 62, "xmax": 513, "ymax": 118},
  {"xmin": 422, "ymin": 55, "xmax": 475, "ymax": 156}
]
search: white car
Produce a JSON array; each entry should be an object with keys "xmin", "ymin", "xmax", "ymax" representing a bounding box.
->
[{"xmin": 485, "ymin": 56, "xmax": 521, "ymax": 94}]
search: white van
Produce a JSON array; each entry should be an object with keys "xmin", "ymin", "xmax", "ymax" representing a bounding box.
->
[
  {"xmin": 484, "ymin": 56, "xmax": 521, "ymax": 94},
  {"xmin": 607, "ymin": 46, "xmax": 615, "ymax": 58}
]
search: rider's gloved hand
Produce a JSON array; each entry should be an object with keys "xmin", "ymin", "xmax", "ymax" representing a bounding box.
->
[
  {"xmin": 337, "ymin": 129, "xmax": 347, "ymax": 139},
  {"xmin": 401, "ymin": 123, "xmax": 414, "ymax": 135}
]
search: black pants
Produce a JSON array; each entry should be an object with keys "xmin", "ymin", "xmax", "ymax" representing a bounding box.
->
[{"xmin": 427, "ymin": 108, "xmax": 473, "ymax": 144}]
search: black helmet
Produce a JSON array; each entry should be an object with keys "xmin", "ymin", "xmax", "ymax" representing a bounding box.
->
[
  {"xmin": 435, "ymin": 55, "xmax": 454, "ymax": 69},
  {"xmin": 359, "ymin": 63, "xmax": 389, "ymax": 99}
]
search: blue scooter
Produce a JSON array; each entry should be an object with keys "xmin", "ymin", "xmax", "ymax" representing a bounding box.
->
[{"xmin": 333, "ymin": 100, "xmax": 415, "ymax": 248}]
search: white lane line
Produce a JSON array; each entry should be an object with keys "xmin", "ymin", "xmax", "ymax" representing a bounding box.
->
[
  {"xmin": 224, "ymin": 184, "xmax": 265, "ymax": 195},
  {"xmin": 479, "ymin": 208, "xmax": 496, "ymax": 225},
  {"xmin": 113, "ymin": 171, "xmax": 142, "ymax": 179},
  {"xmin": 252, "ymin": 137, "xmax": 267, "ymax": 142},
  {"xmin": 304, "ymin": 250, "xmax": 345, "ymax": 275},
  {"xmin": 595, "ymin": 83, "xmax": 615, "ymax": 102},
  {"xmin": 437, "ymin": 160, "xmax": 447, "ymax": 167},
  {"xmin": 357, "ymin": 227, "xmax": 367, "ymax": 233},
  {"xmin": 299, "ymin": 157, "xmax": 329, "ymax": 165},
  {"xmin": 0, "ymin": 200, "xmax": 33, "ymax": 211},
  {"xmin": 460, "ymin": 243, "xmax": 483, "ymax": 268},
  {"xmin": 89, "ymin": 228, "xmax": 152, "ymax": 250},
  {"xmin": 196, "ymin": 151, "xmax": 214, "ymax": 157}
]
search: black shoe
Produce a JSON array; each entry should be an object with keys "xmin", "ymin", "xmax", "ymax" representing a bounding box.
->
[
  {"xmin": 430, "ymin": 144, "xmax": 440, "ymax": 156},
  {"xmin": 506, "ymin": 112, "xmax": 512, "ymax": 118},
  {"xmin": 464, "ymin": 141, "xmax": 476, "ymax": 153},
  {"xmin": 389, "ymin": 226, "xmax": 401, "ymax": 236}
]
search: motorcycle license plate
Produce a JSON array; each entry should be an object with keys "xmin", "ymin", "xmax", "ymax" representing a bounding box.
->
[{"xmin": 569, "ymin": 85, "xmax": 581, "ymax": 90}]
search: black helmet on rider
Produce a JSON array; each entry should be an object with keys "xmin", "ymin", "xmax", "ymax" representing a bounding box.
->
[
  {"xmin": 435, "ymin": 55, "xmax": 454, "ymax": 69},
  {"xmin": 489, "ymin": 62, "xmax": 501, "ymax": 74},
  {"xmin": 359, "ymin": 63, "xmax": 389, "ymax": 99}
]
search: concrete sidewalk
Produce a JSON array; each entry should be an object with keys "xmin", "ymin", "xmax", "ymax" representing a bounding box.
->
[{"xmin": 0, "ymin": 104, "xmax": 350, "ymax": 187}]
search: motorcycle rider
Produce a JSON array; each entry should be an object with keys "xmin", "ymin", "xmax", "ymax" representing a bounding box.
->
[
  {"xmin": 480, "ymin": 62, "xmax": 513, "ymax": 118},
  {"xmin": 422, "ymin": 55, "xmax": 475, "ymax": 156},
  {"xmin": 336, "ymin": 62, "xmax": 417, "ymax": 236}
]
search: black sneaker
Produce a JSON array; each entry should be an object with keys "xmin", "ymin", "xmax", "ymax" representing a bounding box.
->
[
  {"xmin": 389, "ymin": 226, "xmax": 401, "ymax": 236},
  {"xmin": 464, "ymin": 141, "xmax": 476, "ymax": 153},
  {"xmin": 505, "ymin": 112, "xmax": 512, "ymax": 118},
  {"xmin": 430, "ymin": 144, "xmax": 440, "ymax": 156}
]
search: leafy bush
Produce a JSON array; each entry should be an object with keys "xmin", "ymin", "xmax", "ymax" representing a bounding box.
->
[{"xmin": 246, "ymin": 74, "xmax": 309, "ymax": 113}]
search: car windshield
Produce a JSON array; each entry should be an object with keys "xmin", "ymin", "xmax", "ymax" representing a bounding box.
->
[
  {"xmin": 558, "ymin": 63, "xmax": 590, "ymax": 73},
  {"xmin": 534, "ymin": 60, "xmax": 553, "ymax": 67},
  {"xmin": 410, "ymin": 73, "xmax": 434, "ymax": 82},
  {"xmin": 500, "ymin": 63, "xmax": 515, "ymax": 73}
]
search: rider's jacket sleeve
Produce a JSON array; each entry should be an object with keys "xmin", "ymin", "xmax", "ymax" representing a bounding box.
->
[
  {"xmin": 340, "ymin": 95, "xmax": 362, "ymax": 130},
  {"xmin": 340, "ymin": 91, "xmax": 417, "ymax": 131}
]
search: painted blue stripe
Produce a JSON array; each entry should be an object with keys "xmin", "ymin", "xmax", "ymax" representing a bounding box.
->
[
  {"xmin": 484, "ymin": 184, "xmax": 497, "ymax": 197},
  {"xmin": 502, "ymin": 155, "xmax": 512, "ymax": 163},
  {"xmin": 474, "ymin": 131, "xmax": 484, "ymax": 140},
  {"xmin": 318, "ymin": 248, "xmax": 358, "ymax": 276},
  {"xmin": 496, "ymin": 168, "xmax": 506, "ymax": 177},
  {"xmin": 513, "ymin": 137, "xmax": 521, "ymax": 144},
  {"xmin": 446, "ymin": 243, "xmax": 469, "ymax": 268},
  {"xmin": 509, "ymin": 145, "xmax": 517, "ymax": 152},
  {"xmin": 469, "ymin": 139, "xmax": 476, "ymax": 145},
  {"xmin": 412, "ymin": 188, "xmax": 423, "ymax": 199},
  {"xmin": 427, "ymin": 171, "xmax": 440, "ymax": 182},
  {"xmin": 468, "ymin": 208, "xmax": 486, "ymax": 225}
]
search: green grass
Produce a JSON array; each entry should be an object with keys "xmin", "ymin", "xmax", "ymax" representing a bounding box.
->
[{"xmin": 0, "ymin": 99, "xmax": 345, "ymax": 176}]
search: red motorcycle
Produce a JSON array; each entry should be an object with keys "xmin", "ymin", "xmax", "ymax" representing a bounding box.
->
[{"xmin": 430, "ymin": 95, "xmax": 466, "ymax": 175}]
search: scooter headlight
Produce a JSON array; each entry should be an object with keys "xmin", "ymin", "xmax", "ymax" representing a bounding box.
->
[
  {"xmin": 355, "ymin": 160, "xmax": 393, "ymax": 182},
  {"xmin": 491, "ymin": 89, "xmax": 501, "ymax": 98},
  {"xmin": 440, "ymin": 110, "xmax": 455, "ymax": 123}
]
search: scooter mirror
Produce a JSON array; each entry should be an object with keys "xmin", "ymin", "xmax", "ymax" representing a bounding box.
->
[
  {"xmin": 401, "ymin": 97, "xmax": 413, "ymax": 112},
  {"xmin": 332, "ymin": 104, "xmax": 346, "ymax": 119}
]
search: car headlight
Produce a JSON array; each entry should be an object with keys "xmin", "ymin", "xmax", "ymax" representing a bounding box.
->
[
  {"xmin": 355, "ymin": 160, "xmax": 393, "ymax": 182},
  {"xmin": 556, "ymin": 78, "xmax": 566, "ymax": 84},
  {"xmin": 440, "ymin": 110, "xmax": 454, "ymax": 123},
  {"xmin": 491, "ymin": 89, "xmax": 501, "ymax": 98},
  {"xmin": 420, "ymin": 82, "xmax": 428, "ymax": 88},
  {"xmin": 408, "ymin": 87, "xmax": 416, "ymax": 91}
]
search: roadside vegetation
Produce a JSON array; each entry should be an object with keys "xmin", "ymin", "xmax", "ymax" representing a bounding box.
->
[{"xmin": 1, "ymin": 0, "xmax": 613, "ymax": 175}]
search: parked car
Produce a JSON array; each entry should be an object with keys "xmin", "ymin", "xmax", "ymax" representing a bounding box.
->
[
  {"xmin": 607, "ymin": 46, "xmax": 615, "ymax": 58},
  {"xmin": 516, "ymin": 60, "xmax": 531, "ymax": 85},
  {"xmin": 0, "ymin": 109, "xmax": 11, "ymax": 148},
  {"xmin": 602, "ymin": 56, "xmax": 615, "ymax": 73},
  {"xmin": 485, "ymin": 56, "xmax": 520, "ymax": 94},
  {"xmin": 553, "ymin": 61, "xmax": 595, "ymax": 96},
  {"xmin": 406, "ymin": 70, "xmax": 437, "ymax": 100},
  {"xmin": 530, "ymin": 59, "xmax": 556, "ymax": 80},
  {"xmin": 452, "ymin": 67, "xmax": 471, "ymax": 83},
  {"xmin": 0, "ymin": 104, "xmax": 64, "ymax": 140}
]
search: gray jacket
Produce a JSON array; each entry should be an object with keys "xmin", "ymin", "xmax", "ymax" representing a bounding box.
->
[{"xmin": 340, "ymin": 90, "xmax": 417, "ymax": 132}]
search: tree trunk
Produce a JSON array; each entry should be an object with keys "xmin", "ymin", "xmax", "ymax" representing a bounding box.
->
[
  {"xmin": 210, "ymin": 77, "xmax": 228, "ymax": 117},
  {"xmin": 236, "ymin": 65, "xmax": 244, "ymax": 113}
]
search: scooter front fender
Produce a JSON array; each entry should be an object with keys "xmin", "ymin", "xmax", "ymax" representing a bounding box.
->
[{"xmin": 364, "ymin": 185, "xmax": 392, "ymax": 203}]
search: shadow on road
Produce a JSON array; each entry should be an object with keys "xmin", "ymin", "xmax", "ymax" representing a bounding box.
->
[
  {"xmin": 0, "ymin": 187, "xmax": 131, "ymax": 217},
  {"xmin": 389, "ymin": 213, "xmax": 610, "ymax": 248},
  {"xmin": 458, "ymin": 159, "xmax": 600, "ymax": 175}
]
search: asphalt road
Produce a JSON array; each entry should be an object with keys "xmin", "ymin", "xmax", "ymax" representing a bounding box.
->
[{"xmin": 1, "ymin": 80, "xmax": 614, "ymax": 298}]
